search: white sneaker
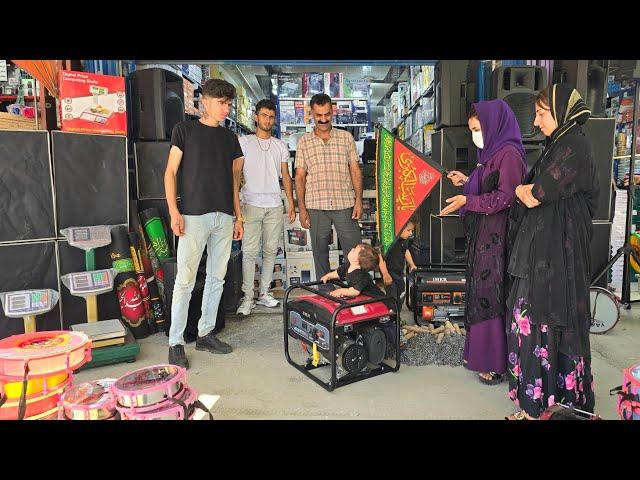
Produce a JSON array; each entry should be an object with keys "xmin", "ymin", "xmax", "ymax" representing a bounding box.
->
[
  {"xmin": 236, "ymin": 297, "xmax": 255, "ymax": 316},
  {"xmin": 256, "ymin": 292, "xmax": 280, "ymax": 308}
]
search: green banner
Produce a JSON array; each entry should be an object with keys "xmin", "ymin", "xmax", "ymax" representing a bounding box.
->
[
  {"xmin": 378, "ymin": 128, "xmax": 395, "ymax": 255},
  {"xmin": 113, "ymin": 258, "xmax": 135, "ymax": 274}
]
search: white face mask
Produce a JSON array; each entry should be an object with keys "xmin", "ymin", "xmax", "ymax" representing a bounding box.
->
[{"xmin": 472, "ymin": 130, "xmax": 484, "ymax": 149}]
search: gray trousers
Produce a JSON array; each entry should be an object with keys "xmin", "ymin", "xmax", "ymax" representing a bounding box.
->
[{"xmin": 308, "ymin": 208, "xmax": 362, "ymax": 279}]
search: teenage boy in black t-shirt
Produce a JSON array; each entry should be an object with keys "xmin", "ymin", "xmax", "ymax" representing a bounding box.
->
[
  {"xmin": 378, "ymin": 219, "xmax": 418, "ymax": 313},
  {"xmin": 165, "ymin": 79, "xmax": 245, "ymax": 369},
  {"xmin": 320, "ymin": 243, "xmax": 384, "ymax": 299}
]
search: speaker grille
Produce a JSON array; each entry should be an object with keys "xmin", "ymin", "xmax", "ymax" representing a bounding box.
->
[{"xmin": 503, "ymin": 92, "xmax": 538, "ymax": 138}]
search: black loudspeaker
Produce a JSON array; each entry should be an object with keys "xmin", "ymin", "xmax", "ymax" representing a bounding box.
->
[
  {"xmin": 0, "ymin": 131, "xmax": 56, "ymax": 243},
  {"xmin": 491, "ymin": 66, "xmax": 547, "ymax": 141},
  {"xmin": 553, "ymin": 60, "xmax": 609, "ymax": 118},
  {"xmin": 134, "ymin": 141, "xmax": 177, "ymax": 200},
  {"xmin": 430, "ymin": 214, "xmax": 467, "ymax": 265},
  {"xmin": 582, "ymin": 117, "xmax": 615, "ymax": 222},
  {"xmin": 524, "ymin": 143, "xmax": 545, "ymax": 174},
  {"xmin": 430, "ymin": 127, "xmax": 477, "ymax": 211},
  {"xmin": 223, "ymin": 250, "xmax": 243, "ymax": 314},
  {"xmin": 590, "ymin": 221, "xmax": 612, "ymax": 288},
  {"xmin": 57, "ymin": 240, "xmax": 122, "ymax": 329},
  {"xmin": 434, "ymin": 60, "xmax": 474, "ymax": 129},
  {"xmin": 51, "ymin": 132, "xmax": 128, "ymax": 233},
  {"xmin": 130, "ymin": 68, "xmax": 185, "ymax": 141},
  {"xmin": 0, "ymin": 241, "xmax": 61, "ymax": 338},
  {"xmin": 362, "ymin": 138, "xmax": 376, "ymax": 164},
  {"xmin": 138, "ymin": 198, "xmax": 177, "ymax": 255},
  {"xmin": 161, "ymin": 254, "xmax": 227, "ymax": 343}
]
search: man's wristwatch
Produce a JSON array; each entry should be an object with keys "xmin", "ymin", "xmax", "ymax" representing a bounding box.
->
[{"xmin": 235, "ymin": 217, "xmax": 244, "ymax": 223}]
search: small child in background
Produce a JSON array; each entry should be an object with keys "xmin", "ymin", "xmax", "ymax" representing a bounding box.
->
[
  {"xmin": 320, "ymin": 243, "xmax": 384, "ymax": 299},
  {"xmin": 378, "ymin": 218, "xmax": 418, "ymax": 313}
]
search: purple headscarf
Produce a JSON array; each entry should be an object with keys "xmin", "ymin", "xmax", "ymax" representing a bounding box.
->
[{"xmin": 461, "ymin": 99, "xmax": 526, "ymax": 213}]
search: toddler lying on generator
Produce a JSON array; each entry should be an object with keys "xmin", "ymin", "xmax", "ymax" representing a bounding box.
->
[
  {"xmin": 283, "ymin": 243, "xmax": 400, "ymax": 391},
  {"xmin": 320, "ymin": 243, "xmax": 385, "ymax": 300}
]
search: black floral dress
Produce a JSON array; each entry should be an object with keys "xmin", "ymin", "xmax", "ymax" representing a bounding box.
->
[{"xmin": 506, "ymin": 125, "xmax": 598, "ymax": 418}]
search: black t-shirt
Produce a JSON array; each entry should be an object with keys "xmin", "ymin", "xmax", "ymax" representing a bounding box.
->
[
  {"xmin": 170, "ymin": 120, "xmax": 243, "ymax": 216},
  {"xmin": 384, "ymin": 239, "xmax": 408, "ymax": 278},
  {"xmin": 337, "ymin": 262, "xmax": 385, "ymax": 298}
]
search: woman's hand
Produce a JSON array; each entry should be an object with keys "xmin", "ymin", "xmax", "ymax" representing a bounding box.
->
[
  {"xmin": 515, "ymin": 184, "xmax": 541, "ymax": 208},
  {"xmin": 447, "ymin": 170, "xmax": 468, "ymax": 187},
  {"xmin": 382, "ymin": 272, "xmax": 393, "ymax": 286},
  {"xmin": 439, "ymin": 195, "xmax": 467, "ymax": 216}
]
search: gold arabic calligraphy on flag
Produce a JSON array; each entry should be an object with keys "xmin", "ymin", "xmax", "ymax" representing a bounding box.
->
[{"xmin": 396, "ymin": 152, "xmax": 418, "ymax": 212}]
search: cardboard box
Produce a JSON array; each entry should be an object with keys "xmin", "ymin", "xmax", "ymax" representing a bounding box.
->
[
  {"xmin": 286, "ymin": 251, "xmax": 315, "ymax": 285},
  {"xmin": 59, "ymin": 71, "xmax": 127, "ymax": 135},
  {"xmin": 283, "ymin": 214, "xmax": 338, "ymax": 252}
]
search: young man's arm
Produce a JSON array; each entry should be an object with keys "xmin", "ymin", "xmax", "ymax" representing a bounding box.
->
[
  {"xmin": 165, "ymin": 145, "xmax": 184, "ymax": 236},
  {"xmin": 281, "ymin": 161, "xmax": 296, "ymax": 223},
  {"xmin": 347, "ymin": 136, "xmax": 363, "ymax": 220},
  {"xmin": 232, "ymin": 156, "xmax": 245, "ymax": 240}
]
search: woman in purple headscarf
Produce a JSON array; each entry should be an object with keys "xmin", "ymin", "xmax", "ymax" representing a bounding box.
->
[{"xmin": 440, "ymin": 99, "xmax": 527, "ymax": 385}]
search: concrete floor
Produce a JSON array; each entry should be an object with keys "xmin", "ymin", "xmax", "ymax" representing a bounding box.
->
[{"xmin": 75, "ymin": 302, "xmax": 640, "ymax": 420}]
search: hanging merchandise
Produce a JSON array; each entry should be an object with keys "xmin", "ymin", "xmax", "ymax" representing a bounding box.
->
[
  {"xmin": 11, "ymin": 60, "xmax": 60, "ymax": 97},
  {"xmin": 128, "ymin": 231, "xmax": 158, "ymax": 334},
  {"xmin": 109, "ymin": 226, "xmax": 149, "ymax": 339}
]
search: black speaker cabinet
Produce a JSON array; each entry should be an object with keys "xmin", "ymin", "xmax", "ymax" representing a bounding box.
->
[
  {"xmin": 57, "ymin": 240, "xmax": 122, "ymax": 329},
  {"xmin": 590, "ymin": 221, "xmax": 612, "ymax": 288},
  {"xmin": 134, "ymin": 141, "xmax": 179, "ymax": 200},
  {"xmin": 491, "ymin": 66, "xmax": 547, "ymax": 142},
  {"xmin": 52, "ymin": 131, "xmax": 129, "ymax": 233},
  {"xmin": 223, "ymin": 250, "xmax": 243, "ymax": 314},
  {"xmin": 553, "ymin": 60, "xmax": 609, "ymax": 118},
  {"xmin": 0, "ymin": 131, "xmax": 56, "ymax": 243},
  {"xmin": 583, "ymin": 117, "xmax": 615, "ymax": 222},
  {"xmin": 430, "ymin": 127, "xmax": 477, "ymax": 211},
  {"xmin": 130, "ymin": 68, "xmax": 185, "ymax": 141},
  {"xmin": 430, "ymin": 214, "xmax": 467, "ymax": 265},
  {"xmin": 434, "ymin": 60, "xmax": 474, "ymax": 129},
  {"xmin": 0, "ymin": 241, "xmax": 62, "ymax": 338}
]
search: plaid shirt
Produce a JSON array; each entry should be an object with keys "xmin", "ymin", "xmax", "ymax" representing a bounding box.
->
[{"xmin": 295, "ymin": 127, "xmax": 360, "ymax": 210}]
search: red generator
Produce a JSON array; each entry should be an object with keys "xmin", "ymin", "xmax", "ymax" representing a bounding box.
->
[{"xmin": 283, "ymin": 280, "xmax": 400, "ymax": 391}]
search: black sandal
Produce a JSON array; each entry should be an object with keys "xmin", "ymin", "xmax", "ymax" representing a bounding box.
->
[{"xmin": 478, "ymin": 372, "xmax": 505, "ymax": 385}]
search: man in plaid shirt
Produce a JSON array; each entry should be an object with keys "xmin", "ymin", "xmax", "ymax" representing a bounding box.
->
[{"xmin": 294, "ymin": 93, "xmax": 363, "ymax": 279}]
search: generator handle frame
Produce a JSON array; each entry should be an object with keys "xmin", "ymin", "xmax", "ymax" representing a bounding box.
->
[{"xmin": 283, "ymin": 281, "xmax": 400, "ymax": 392}]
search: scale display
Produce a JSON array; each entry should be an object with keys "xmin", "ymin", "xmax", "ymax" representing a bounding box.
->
[
  {"xmin": 63, "ymin": 226, "xmax": 112, "ymax": 248},
  {"xmin": 62, "ymin": 269, "xmax": 114, "ymax": 296},
  {"xmin": 2, "ymin": 289, "xmax": 58, "ymax": 317}
]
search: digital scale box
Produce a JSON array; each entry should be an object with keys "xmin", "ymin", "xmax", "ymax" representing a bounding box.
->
[{"xmin": 59, "ymin": 71, "xmax": 127, "ymax": 135}]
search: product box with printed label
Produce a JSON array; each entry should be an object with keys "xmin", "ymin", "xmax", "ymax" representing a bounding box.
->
[
  {"xmin": 285, "ymin": 251, "xmax": 341, "ymax": 287},
  {"xmin": 59, "ymin": 71, "xmax": 127, "ymax": 135},
  {"xmin": 283, "ymin": 215, "xmax": 338, "ymax": 253}
]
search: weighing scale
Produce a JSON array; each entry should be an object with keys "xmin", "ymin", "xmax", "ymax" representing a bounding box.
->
[
  {"xmin": 61, "ymin": 268, "xmax": 139, "ymax": 369},
  {"xmin": 0, "ymin": 289, "xmax": 59, "ymax": 333},
  {"xmin": 79, "ymin": 85, "xmax": 113, "ymax": 124}
]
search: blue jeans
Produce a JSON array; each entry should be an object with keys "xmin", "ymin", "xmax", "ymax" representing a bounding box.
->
[{"xmin": 169, "ymin": 212, "xmax": 233, "ymax": 347}]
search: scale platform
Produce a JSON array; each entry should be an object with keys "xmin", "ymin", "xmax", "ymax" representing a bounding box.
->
[{"xmin": 78, "ymin": 328, "xmax": 139, "ymax": 371}]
